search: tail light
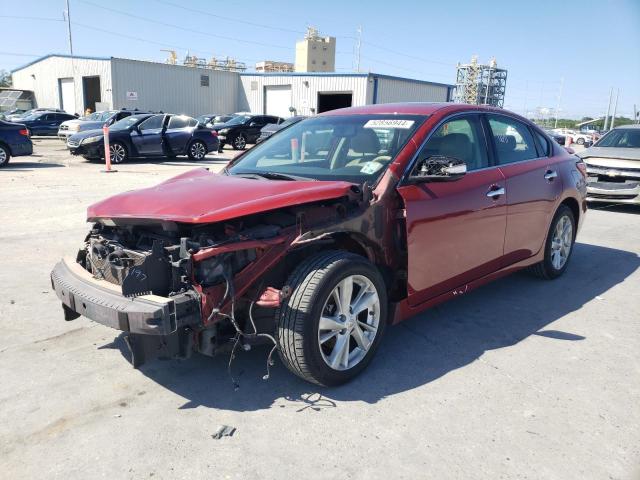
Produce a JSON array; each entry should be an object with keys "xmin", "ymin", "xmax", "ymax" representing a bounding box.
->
[
  {"xmin": 19, "ymin": 129, "xmax": 29, "ymax": 136},
  {"xmin": 575, "ymin": 159, "xmax": 587, "ymax": 178},
  {"xmin": 211, "ymin": 130, "xmax": 218, "ymax": 137}
]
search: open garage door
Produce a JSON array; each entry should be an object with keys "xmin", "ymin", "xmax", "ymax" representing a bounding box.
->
[
  {"xmin": 59, "ymin": 78, "xmax": 76, "ymax": 114},
  {"xmin": 265, "ymin": 85, "xmax": 292, "ymax": 118},
  {"xmin": 317, "ymin": 92, "xmax": 352, "ymax": 113}
]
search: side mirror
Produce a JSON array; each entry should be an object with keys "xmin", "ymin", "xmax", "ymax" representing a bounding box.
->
[{"xmin": 409, "ymin": 155, "xmax": 467, "ymax": 183}]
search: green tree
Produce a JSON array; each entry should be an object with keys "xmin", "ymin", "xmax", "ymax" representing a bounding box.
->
[{"xmin": 0, "ymin": 70, "xmax": 12, "ymax": 88}]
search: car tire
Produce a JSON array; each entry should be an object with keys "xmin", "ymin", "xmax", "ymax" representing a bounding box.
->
[
  {"xmin": 187, "ymin": 140, "xmax": 207, "ymax": 160},
  {"xmin": 529, "ymin": 204, "xmax": 576, "ymax": 280},
  {"xmin": 276, "ymin": 250, "xmax": 387, "ymax": 386},
  {"xmin": 0, "ymin": 144, "xmax": 10, "ymax": 167},
  {"xmin": 576, "ymin": 138, "xmax": 584, "ymax": 145},
  {"xmin": 109, "ymin": 142, "xmax": 128, "ymax": 164},
  {"xmin": 232, "ymin": 134, "xmax": 246, "ymax": 150}
]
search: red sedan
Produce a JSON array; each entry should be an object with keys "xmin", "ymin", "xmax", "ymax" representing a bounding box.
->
[{"xmin": 51, "ymin": 103, "xmax": 588, "ymax": 386}]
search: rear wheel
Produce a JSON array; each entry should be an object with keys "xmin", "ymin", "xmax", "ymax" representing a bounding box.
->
[
  {"xmin": 232, "ymin": 134, "xmax": 246, "ymax": 150},
  {"xmin": 276, "ymin": 251, "xmax": 387, "ymax": 386},
  {"xmin": 0, "ymin": 144, "xmax": 10, "ymax": 167},
  {"xmin": 109, "ymin": 142, "xmax": 127, "ymax": 164},
  {"xmin": 576, "ymin": 137, "xmax": 585, "ymax": 145},
  {"xmin": 188, "ymin": 140, "xmax": 207, "ymax": 160},
  {"xmin": 529, "ymin": 205, "xmax": 576, "ymax": 279}
]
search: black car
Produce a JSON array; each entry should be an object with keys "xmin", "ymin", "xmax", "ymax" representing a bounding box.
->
[
  {"xmin": 195, "ymin": 113, "xmax": 235, "ymax": 127},
  {"xmin": 543, "ymin": 128, "xmax": 566, "ymax": 146},
  {"xmin": 256, "ymin": 115, "xmax": 307, "ymax": 143},
  {"xmin": 0, "ymin": 119, "xmax": 33, "ymax": 167},
  {"xmin": 66, "ymin": 113, "xmax": 220, "ymax": 163},
  {"xmin": 213, "ymin": 114, "xmax": 283, "ymax": 151},
  {"xmin": 19, "ymin": 111, "xmax": 78, "ymax": 136}
]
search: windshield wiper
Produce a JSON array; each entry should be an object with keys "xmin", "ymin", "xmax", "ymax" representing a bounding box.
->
[{"xmin": 249, "ymin": 171, "xmax": 312, "ymax": 181}]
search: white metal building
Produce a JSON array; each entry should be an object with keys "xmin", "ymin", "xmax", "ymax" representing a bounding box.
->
[{"xmin": 11, "ymin": 54, "xmax": 453, "ymax": 117}]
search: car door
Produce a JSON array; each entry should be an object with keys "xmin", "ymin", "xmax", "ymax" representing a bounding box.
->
[
  {"xmin": 246, "ymin": 116, "xmax": 268, "ymax": 143},
  {"xmin": 396, "ymin": 114, "xmax": 507, "ymax": 307},
  {"xmin": 163, "ymin": 115, "xmax": 194, "ymax": 154},
  {"xmin": 485, "ymin": 114, "xmax": 563, "ymax": 265},
  {"xmin": 130, "ymin": 114, "xmax": 165, "ymax": 156},
  {"xmin": 39, "ymin": 113, "xmax": 58, "ymax": 134}
]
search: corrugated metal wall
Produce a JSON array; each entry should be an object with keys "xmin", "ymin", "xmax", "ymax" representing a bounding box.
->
[
  {"xmin": 11, "ymin": 56, "xmax": 112, "ymax": 114},
  {"xmin": 373, "ymin": 76, "xmax": 450, "ymax": 104},
  {"xmin": 238, "ymin": 74, "xmax": 370, "ymax": 116},
  {"xmin": 111, "ymin": 58, "xmax": 238, "ymax": 116}
]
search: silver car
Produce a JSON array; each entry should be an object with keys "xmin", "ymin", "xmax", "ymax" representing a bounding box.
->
[
  {"xmin": 577, "ymin": 124, "xmax": 640, "ymax": 205},
  {"xmin": 57, "ymin": 110, "xmax": 137, "ymax": 141}
]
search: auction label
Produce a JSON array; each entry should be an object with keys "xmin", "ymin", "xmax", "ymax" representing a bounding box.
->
[{"xmin": 364, "ymin": 119, "xmax": 415, "ymax": 129}]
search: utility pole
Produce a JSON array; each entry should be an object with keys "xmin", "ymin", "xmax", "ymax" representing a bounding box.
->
[
  {"xmin": 603, "ymin": 87, "xmax": 613, "ymax": 131},
  {"xmin": 634, "ymin": 104, "xmax": 638, "ymax": 124},
  {"xmin": 554, "ymin": 77, "xmax": 564, "ymax": 129},
  {"xmin": 65, "ymin": 0, "xmax": 74, "ymax": 56},
  {"xmin": 355, "ymin": 26, "xmax": 362, "ymax": 73},
  {"xmin": 610, "ymin": 89, "xmax": 619, "ymax": 130}
]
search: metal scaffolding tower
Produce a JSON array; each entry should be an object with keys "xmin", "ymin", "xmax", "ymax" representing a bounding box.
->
[{"xmin": 454, "ymin": 56, "xmax": 508, "ymax": 107}]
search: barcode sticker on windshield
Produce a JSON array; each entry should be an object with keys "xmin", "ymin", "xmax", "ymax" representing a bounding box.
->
[{"xmin": 364, "ymin": 119, "xmax": 415, "ymax": 129}]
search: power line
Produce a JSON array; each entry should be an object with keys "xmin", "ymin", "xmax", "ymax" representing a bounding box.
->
[
  {"xmin": 0, "ymin": 15, "xmax": 63, "ymax": 22},
  {"xmin": 77, "ymin": 0, "xmax": 292, "ymax": 51}
]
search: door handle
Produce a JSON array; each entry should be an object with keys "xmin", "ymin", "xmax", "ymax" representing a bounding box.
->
[
  {"xmin": 544, "ymin": 169, "xmax": 558, "ymax": 181},
  {"xmin": 486, "ymin": 186, "xmax": 505, "ymax": 199}
]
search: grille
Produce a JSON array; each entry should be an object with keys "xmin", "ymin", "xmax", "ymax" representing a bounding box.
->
[
  {"xmin": 588, "ymin": 193, "xmax": 638, "ymax": 200},
  {"xmin": 588, "ymin": 181, "xmax": 639, "ymax": 190},
  {"xmin": 59, "ymin": 124, "xmax": 69, "ymax": 131}
]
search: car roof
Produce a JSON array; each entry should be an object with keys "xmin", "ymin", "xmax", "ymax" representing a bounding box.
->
[
  {"xmin": 318, "ymin": 102, "xmax": 509, "ymax": 117},
  {"xmin": 613, "ymin": 124, "xmax": 640, "ymax": 130}
]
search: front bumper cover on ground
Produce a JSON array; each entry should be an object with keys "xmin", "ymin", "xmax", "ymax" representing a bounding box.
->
[{"xmin": 50, "ymin": 257, "xmax": 201, "ymax": 335}]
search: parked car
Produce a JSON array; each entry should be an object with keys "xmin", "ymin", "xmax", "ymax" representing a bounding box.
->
[
  {"xmin": 543, "ymin": 128, "xmax": 566, "ymax": 146},
  {"xmin": 58, "ymin": 109, "xmax": 146, "ymax": 141},
  {"xmin": 50, "ymin": 103, "xmax": 587, "ymax": 386},
  {"xmin": 6, "ymin": 108, "xmax": 67, "ymax": 123},
  {"xmin": 577, "ymin": 124, "xmax": 640, "ymax": 205},
  {"xmin": 18, "ymin": 111, "xmax": 78, "ymax": 136},
  {"xmin": 257, "ymin": 115, "xmax": 307, "ymax": 143},
  {"xmin": 553, "ymin": 128, "xmax": 593, "ymax": 146},
  {"xmin": 0, "ymin": 119, "xmax": 33, "ymax": 167},
  {"xmin": 213, "ymin": 114, "xmax": 283, "ymax": 151},
  {"xmin": 0, "ymin": 108, "xmax": 28, "ymax": 120},
  {"xmin": 195, "ymin": 114, "xmax": 235, "ymax": 127},
  {"xmin": 66, "ymin": 113, "xmax": 219, "ymax": 163}
]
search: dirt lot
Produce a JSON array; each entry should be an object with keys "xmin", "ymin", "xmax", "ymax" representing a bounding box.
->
[{"xmin": 1, "ymin": 138, "xmax": 639, "ymax": 479}]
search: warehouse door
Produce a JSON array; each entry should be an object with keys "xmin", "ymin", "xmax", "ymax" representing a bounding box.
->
[
  {"xmin": 59, "ymin": 78, "xmax": 76, "ymax": 115},
  {"xmin": 264, "ymin": 85, "xmax": 292, "ymax": 118},
  {"xmin": 82, "ymin": 76, "xmax": 101, "ymax": 112},
  {"xmin": 317, "ymin": 92, "xmax": 352, "ymax": 113}
]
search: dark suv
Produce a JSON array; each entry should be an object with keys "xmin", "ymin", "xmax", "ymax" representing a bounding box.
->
[
  {"xmin": 51, "ymin": 103, "xmax": 587, "ymax": 386},
  {"xmin": 213, "ymin": 114, "xmax": 283, "ymax": 151}
]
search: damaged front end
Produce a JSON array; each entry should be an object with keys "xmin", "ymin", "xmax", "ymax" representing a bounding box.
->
[{"xmin": 50, "ymin": 184, "xmax": 386, "ymax": 369}]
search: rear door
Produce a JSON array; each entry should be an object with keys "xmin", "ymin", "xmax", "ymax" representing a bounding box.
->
[
  {"xmin": 397, "ymin": 113, "xmax": 507, "ymax": 306},
  {"xmin": 246, "ymin": 116, "xmax": 269, "ymax": 143},
  {"xmin": 130, "ymin": 114, "xmax": 164, "ymax": 156},
  {"xmin": 164, "ymin": 115, "xmax": 194, "ymax": 154},
  {"xmin": 485, "ymin": 114, "xmax": 563, "ymax": 265}
]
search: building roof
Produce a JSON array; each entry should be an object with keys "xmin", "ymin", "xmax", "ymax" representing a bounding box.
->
[
  {"xmin": 11, "ymin": 54, "xmax": 111, "ymax": 73},
  {"xmin": 240, "ymin": 71, "xmax": 454, "ymax": 88},
  {"xmin": 319, "ymin": 102, "xmax": 507, "ymax": 116}
]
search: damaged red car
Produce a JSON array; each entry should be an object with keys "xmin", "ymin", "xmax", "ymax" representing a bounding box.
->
[{"xmin": 51, "ymin": 103, "xmax": 588, "ymax": 386}]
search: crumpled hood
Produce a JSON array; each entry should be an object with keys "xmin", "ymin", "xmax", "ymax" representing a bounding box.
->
[
  {"xmin": 87, "ymin": 168, "xmax": 357, "ymax": 224},
  {"xmin": 578, "ymin": 146, "xmax": 640, "ymax": 162}
]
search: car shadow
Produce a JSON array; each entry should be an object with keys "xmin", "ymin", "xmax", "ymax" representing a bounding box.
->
[
  {"xmin": 2, "ymin": 161, "xmax": 65, "ymax": 170},
  {"xmin": 588, "ymin": 203, "xmax": 640, "ymax": 215},
  {"xmin": 100, "ymin": 242, "xmax": 639, "ymax": 411}
]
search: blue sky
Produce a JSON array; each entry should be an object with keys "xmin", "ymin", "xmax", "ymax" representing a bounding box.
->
[{"xmin": 1, "ymin": 0, "xmax": 638, "ymax": 119}]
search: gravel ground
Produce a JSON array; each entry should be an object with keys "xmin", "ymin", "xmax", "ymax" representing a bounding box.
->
[{"xmin": 0, "ymin": 138, "xmax": 638, "ymax": 480}]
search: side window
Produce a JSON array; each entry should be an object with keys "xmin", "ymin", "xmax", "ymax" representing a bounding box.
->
[
  {"xmin": 167, "ymin": 116, "xmax": 190, "ymax": 129},
  {"xmin": 415, "ymin": 115, "xmax": 489, "ymax": 172},
  {"xmin": 488, "ymin": 115, "xmax": 537, "ymax": 164},
  {"xmin": 138, "ymin": 115, "xmax": 164, "ymax": 131},
  {"xmin": 188, "ymin": 118, "xmax": 198, "ymax": 127},
  {"xmin": 117, "ymin": 112, "xmax": 131, "ymax": 120},
  {"xmin": 252, "ymin": 116, "xmax": 266, "ymax": 126},
  {"xmin": 41, "ymin": 114, "xmax": 52, "ymax": 121},
  {"xmin": 533, "ymin": 130, "xmax": 550, "ymax": 157}
]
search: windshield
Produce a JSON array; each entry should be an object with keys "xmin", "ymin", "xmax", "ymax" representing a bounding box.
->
[
  {"xmin": 110, "ymin": 115, "xmax": 149, "ymax": 131},
  {"xmin": 595, "ymin": 129, "xmax": 640, "ymax": 148},
  {"xmin": 22, "ymin": 113, "xmax": 42, "ymax": 121},
  {"xmin": 280, "ymin": 116, "xmax": 304, "ymax": 127},
  {"xmin": 224, "ymin": 115, "xmax": 250, "ymax": 126},
  {"xmin": 228, "ymin": 114, "xmax": 426, "ymax": 183},
  {"xmin": 86, "ymin": 111, "xmax": 115, "ymax": 121}
]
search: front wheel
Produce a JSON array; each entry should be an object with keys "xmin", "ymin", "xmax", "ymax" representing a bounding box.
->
[
  {"xmin": 529, "ymin": 205, "xmax": 576, "ymax": 279},
  {"xmin": 108, "ymin": 142, "xmax": 127, "ymax": 164},
  {"xmin": 276, "ymin": 251, "xmax": 387, "ymax": 386},
  {"xmin": 0, "ymin": 144, "xmax": 10, "ymax": 167},
  {"xmin": 187, "ymin": 140, "xmax": 207, "ymax": 160},
  {"xmin": 576, "ymin": 137, "xmax": 585, "ymax": 145},
  {"xmin": 232, "ymin": 134, "xmax": 246, "ymax": 150}
]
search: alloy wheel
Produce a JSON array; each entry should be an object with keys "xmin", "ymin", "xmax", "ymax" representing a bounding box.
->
[
  {"xmin": 234, "ymin": 135, "xmax": 246, "ymax": 149},
  {"xmin": 550, "ymin": 215, "xmax": 573, "ymax": 270},
  {"xmin": 0, "ymin": 146, "xmax": 7, "ymax": 165},
  {"xmin": 109, "ymin": 144, "xmax": 126, "ymax": 164},
  {"xmin": 190, "ymin": 141, "xmax": 206, "ymax": 159},
  {"xmin": 317, "ymin": 274, "xmax": 381, "ymax": 371}
]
